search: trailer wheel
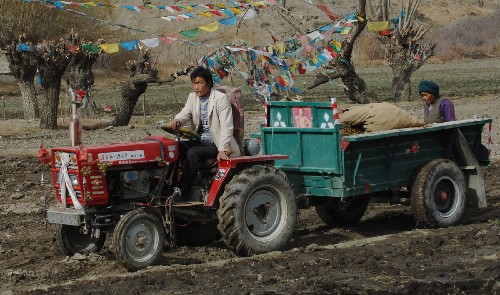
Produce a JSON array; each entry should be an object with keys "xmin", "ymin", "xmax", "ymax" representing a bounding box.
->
[
  {"xmin": 56, "ymin": 224, "xmax": 106, "ymax": 256},
  {"xmin": 411, "ymin": 159, "xmax": 466, "ymax": 228},
  {"xmin": 113, "ymin": 210, "xmax": 165, "ymax": 271},
  {"xmin": 315, "ymin": 196, "xmax": 369, "ymax": 227},
  {"xmin": 217, "ymin": 165, "xmax": 297, "ymax": 256}
]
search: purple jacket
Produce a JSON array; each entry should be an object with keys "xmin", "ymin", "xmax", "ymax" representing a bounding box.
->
[{"xmin": 424, "ymin": 98, "xmax": 456, "ymax": 123}]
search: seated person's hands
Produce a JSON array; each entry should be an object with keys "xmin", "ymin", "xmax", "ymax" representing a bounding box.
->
[
  {"xmin": 167, "ymin": 120, "xmax": 181, "ymax": 130},
  {"xmin": 217, "ymin": 150, "xmax": 230, "ymax": 161}
]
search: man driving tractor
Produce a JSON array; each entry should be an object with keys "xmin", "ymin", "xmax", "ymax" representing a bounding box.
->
[{"xmin": 167, "ymin": 66, "xmax": 240, "ymax": 200}]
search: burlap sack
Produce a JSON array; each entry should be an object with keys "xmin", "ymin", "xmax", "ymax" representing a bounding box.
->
[{"xmin": 339, "ymin": 102, "xmax": 424, "ymax": 132}]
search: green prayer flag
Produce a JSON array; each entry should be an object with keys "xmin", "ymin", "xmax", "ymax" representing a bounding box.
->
[
  {"xmin": 81, "ymin": 44, "xmax": 100, "ymax": 53},
  {"xmin": 180, "ymin": 28, "xmax": 200, "ymax": 38}
]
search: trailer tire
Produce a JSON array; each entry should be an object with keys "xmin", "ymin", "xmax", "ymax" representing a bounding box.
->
[
  {"xmin": 411, "ymin": 159, "xmax": 466, "ymax": 228},
  {"xmin": 217, "ymin": 165, "xmax": 297, "ymax": 256},
  {"xmin": 56, "ymin": 224, "xmax": 106, "ymax": 256},
  {"xmin": 315, "ymin": 196, "xmax": 369, "ymax": 227},
  {"xmin": 113, "ymin": 210, "xmax": 165, "ymax": 271}
]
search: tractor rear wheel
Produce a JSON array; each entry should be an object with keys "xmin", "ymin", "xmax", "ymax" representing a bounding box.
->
[
  {"xmin": 56, "ymin": 224, "xmax": 106, "ymax": 256},
  {"xmin": 315, "ymin": 196, "xmax": 369, "ymax": 227},
  {"xmin": 113, "ymin": 210, "xmax": 165, "ymax": 271},
  {"xmin": 217, "ymin": 165, "xmax": 297, "ymax": 256},
  {"xmin": 411, "ymin": 159, "xmax": 466, "ymax": 228}
]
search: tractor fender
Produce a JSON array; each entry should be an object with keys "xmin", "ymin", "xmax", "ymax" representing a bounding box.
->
[{"xmin": 205, "ymin": 155, "xmax": 288, "ymax": 207}]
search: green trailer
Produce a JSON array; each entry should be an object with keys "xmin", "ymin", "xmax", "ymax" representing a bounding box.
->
[{"xmin": 260, "ymin": 101, "xmax": 492, "ymax": 228}]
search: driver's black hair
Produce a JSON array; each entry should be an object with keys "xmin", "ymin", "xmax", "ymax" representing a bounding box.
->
[{"xmin": 190, "ymin": 66, "xmax": 214, "ymax": 89}]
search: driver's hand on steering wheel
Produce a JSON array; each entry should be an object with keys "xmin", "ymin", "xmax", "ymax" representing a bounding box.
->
[{"xmin": 167, "ymin": 120, "xmax": 181, "ymax": 130}]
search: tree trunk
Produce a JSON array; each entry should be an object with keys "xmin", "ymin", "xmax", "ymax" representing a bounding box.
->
[
  {"xmin": 392, "ymin": 72, "xmax": 412, "ymax": 102},
  {"xmin": 36, "ymin": 43, "xmax": 70, "ymax": 129},
  {"xmin": 112, "ymin": 50, "xmax": 158, "ymax": 126},
  {"xmin": 342, "ymin": 71, "xmax": 379, "ymax": 104},
  {"xmin": 113, "ymin": 80, "xmax": 148, "ymax": 126},
  {"xmin": 3, "ymin": 42, "xmax": 39, "ymax": 119},
  {"xmin": 39, "ymin": 83, "xmax": 61, "ymax": 129},
  {"xmin": 18, "ymin": 80, "xmax": 39, "ymax": 119}
]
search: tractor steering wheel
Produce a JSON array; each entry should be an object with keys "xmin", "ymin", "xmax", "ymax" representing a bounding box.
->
[{"xmin": 161, "ymin": 126, "xmax": 201, "ymax": 141}]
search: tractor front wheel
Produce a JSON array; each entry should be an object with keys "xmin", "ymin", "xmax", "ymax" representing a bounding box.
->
[
  {"xmin": 217, "ymin": 165, "xmax": 297, "ymax": 256},
  {"xmin": 56, "ymin": 224, "xmax": 106, "ymax": 256},
  {"xmin": 113, "ymin": 210, "xmax": 165, "ymax": 271}
]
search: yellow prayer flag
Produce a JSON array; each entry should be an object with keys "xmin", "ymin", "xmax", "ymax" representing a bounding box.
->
[
  {"xmin": 216, "ymin": 3, "xmax": 227, "ymax": 8},
  {"xmin": 83, "ymin": 2, "xmax": 97, "ymax": 7},
  {"xmin": 367, "ymin": 21, "xmax": 390, "ymax": 31},
  {"xmin": 198, "ymin": 11, "xmax": 212, "ymax": 17},
  {"xmin": 251, "ymin": 1, "xmax": 267, "ymax": 6},
  {"xmin": 357, "ymin": 15, "xmax": 365, "ymax": 22},
  {"xmin": 230, "ymin": 7, "xmax": 242, "ymax": 14},
  {"xmin": 277, "ymin": 42, "xmax": 286, "ymax": 54},
  {"xmin": 183, "ymin": 5, "xmax": 193, "ymax": 10},
  {"xmin": 99, "ymin": 43, "xmax": 119, "ymax": 54},
  {"xmin": 199, "ymin": 22, "xmax": 219, "ymax": 32}
]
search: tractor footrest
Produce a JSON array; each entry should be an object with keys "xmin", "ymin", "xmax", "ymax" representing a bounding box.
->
[{"xmin": 172, "ymin": 201, "xmax": 205, "ymax": 207}]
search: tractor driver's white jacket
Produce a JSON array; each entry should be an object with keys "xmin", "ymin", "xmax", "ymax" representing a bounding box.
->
[{"xmin": 174, "ymin": 89, "xmax": 241, "ymax": 157}]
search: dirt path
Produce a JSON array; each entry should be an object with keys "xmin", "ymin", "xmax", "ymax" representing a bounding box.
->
[{"xmin": 1, "ymin": 96, "xmax": 500, "ymax": 294}]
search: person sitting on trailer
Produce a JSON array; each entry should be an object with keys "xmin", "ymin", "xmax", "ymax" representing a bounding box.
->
[
  {"xmin": 167, "ymin": 66, "xmax": 240, "ymax": 200},
  {"xmin": 419, "ymin": 80, "xmax": 456, "ymax": 124}
]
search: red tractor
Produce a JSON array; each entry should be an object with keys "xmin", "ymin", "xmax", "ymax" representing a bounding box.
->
[{"xmin": 42, "ymin": 119, "xmax": 297, "ymax": 271}]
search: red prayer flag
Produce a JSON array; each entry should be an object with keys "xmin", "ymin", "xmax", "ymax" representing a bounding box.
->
[
  {"xmin": 210, "ymin": 9, "xmax": 223, "ymax": 16},
  {"xmin": 67, "ymin": 45, "xmax": 79, "ymax": 52},
  {"xmin": 379, "ymin": 29, "xmax": 392, "ymax": 36},
  {"xmin": 315, "ymin": 4, "xmax": 339, "ymax": 21}
]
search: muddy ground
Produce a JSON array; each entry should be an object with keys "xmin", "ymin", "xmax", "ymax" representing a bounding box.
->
[{"xmin": 1, "ymin": 95, "xmax": 500, "ymax": 294}]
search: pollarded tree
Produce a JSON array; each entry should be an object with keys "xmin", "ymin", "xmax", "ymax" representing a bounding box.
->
[
  {"xmin": 369, "ymin": 0, "xmax": 436, "ymax": 101},
  {"xmin": 112, "ymin": 48, "xmax": 194, "ymax": 126},
  {"xmin": 0, "ymin": 0, "xmax": 105, "ymax": 121},
  {"xmin": 65, "ymin": 32, "xmax": 100, "ymax": 116},
  {"xmin": 113, "ymin": 49, "xmax": 158, "ymax": 126}
]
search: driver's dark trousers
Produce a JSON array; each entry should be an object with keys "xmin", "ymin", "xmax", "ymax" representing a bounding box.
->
[{"xmin": 178, "ymin": 140, "xmax": 218, "ymax": 199}]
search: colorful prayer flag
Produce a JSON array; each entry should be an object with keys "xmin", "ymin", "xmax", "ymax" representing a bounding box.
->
[
  {"xmin": 315, "ymin": 4, "xmax": 339, "ymax": 21},
  {"xmin": 199, "ymin": 22, "xmax": 219, "ymax": 32},
  {"xmin": 119, "ymin": 41, "xmax": 138, "ymax": 51},
  {"xmin": 99, "ymin": 43, "xmax": 119, "ymax": 53},
  {"xmin": 180, "ymin": 28, "xmax": 200, "ymax": 38},
  {"xmin": 219, "ymin": 16, "xmax": 237, "ymax": 26},
  {"xmin": 140, "ymin": 38, "xmax": 159, "ymax": 47},
  {"xmin": 367, "ymin": 21, "xmax": 390, "ymax": 31}
]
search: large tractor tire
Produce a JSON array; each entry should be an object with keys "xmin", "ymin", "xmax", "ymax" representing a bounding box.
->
[
  {"xmin": 56, "ymin": 224, "xmax": 106, "ymax": 256},
  {"xmin": 217, "ymin": 165, "xmax": 297, "ymax": 256},
  {"xmin": 175, "ymin": 220, "xmax": 221, "ymax": 246},
  {"xmin": 315, "ymin": 196, "xmax": 369, "ymax": 227},
  {"xmin": 411, "ymin": 159, "xmax": 466, "ymax": 228},
  {"xmin": 113, "ymin": 210, "xmax": 165, "ymax": 271}
]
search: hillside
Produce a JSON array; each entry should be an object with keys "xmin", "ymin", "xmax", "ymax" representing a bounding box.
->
[{"xmin": 1, "ymin": 0, "xmax": 499, "ymax": 77}]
